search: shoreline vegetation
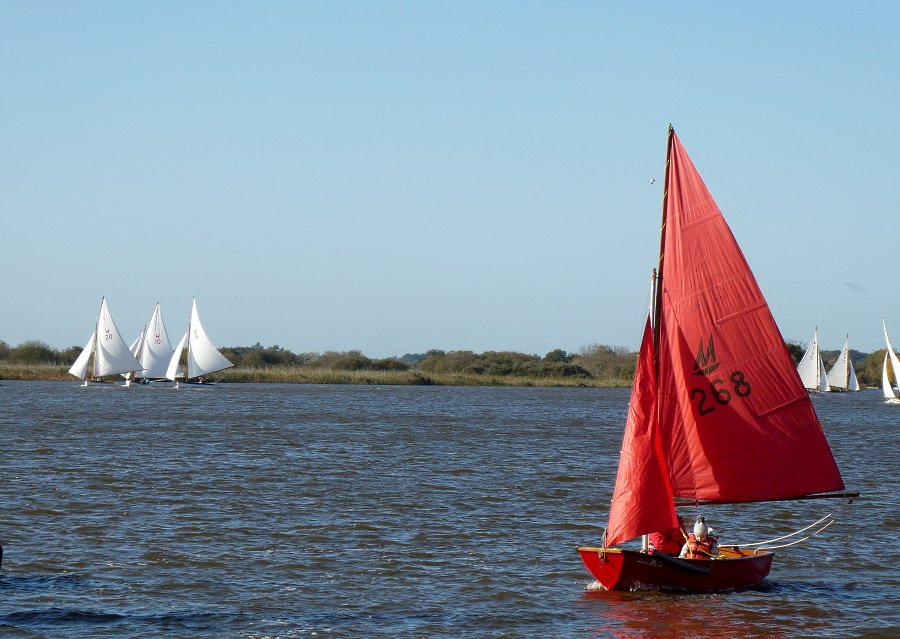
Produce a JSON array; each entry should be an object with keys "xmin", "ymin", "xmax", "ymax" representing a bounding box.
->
[
  {"xmin": 0, "ymin": 340, "xmax": 884, "ymax": 387},
  {"xmin": 0, "ymin": 342, "xmax": 638, "ymax": 387},
  {"xmin": 0, "ymin": 364, "xmax": 629, "ymax": 388}
]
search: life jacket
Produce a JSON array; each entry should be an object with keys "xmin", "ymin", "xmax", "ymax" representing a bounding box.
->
[{"xmin": 682, "ymin": 533, "xmax": 718, "ymax": 559}]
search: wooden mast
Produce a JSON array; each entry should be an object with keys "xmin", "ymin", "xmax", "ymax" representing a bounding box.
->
[{"xmin": 652, "ymin": 124, "xmax": 675, "ymax": 368}]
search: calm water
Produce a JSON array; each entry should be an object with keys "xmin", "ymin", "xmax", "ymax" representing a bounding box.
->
[{"xmin": 0, "ymin": 381, "xmax": 896, "ymax": 638}]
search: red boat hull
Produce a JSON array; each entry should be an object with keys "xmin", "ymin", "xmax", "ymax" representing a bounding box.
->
[{"xmin": 577, "ymin": 546, "xmax": 773, "ymax": 592}]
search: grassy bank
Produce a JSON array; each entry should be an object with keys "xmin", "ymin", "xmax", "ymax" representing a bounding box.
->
[
  {"xmin": 0, "ymin": 363, "xmax": 631, "ymax": 388},
  {"xmin": 0, "ymin": 364, "xmax": 72, "ymax": 381},
  {"xmin": 219, "ymin": 367, "xmax": 630, "ymax": 387}
]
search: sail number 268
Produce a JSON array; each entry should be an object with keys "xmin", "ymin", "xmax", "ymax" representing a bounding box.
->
[{"xmin": 691, "ymin": 371, "xmax": 752, "ymax": 417}]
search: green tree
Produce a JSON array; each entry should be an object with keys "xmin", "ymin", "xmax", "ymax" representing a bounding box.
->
[
  {"xmin": 417, "ymin": 350, "xmax": 478, "ymax": 374},
  {"xmin": 10, "ymin": 340, "xmax": 57, "ymax": 364},
  {"xmin": 785, "ymin": 341, "xmax": 805, "ymax": 365},
  {"xmin": 370, "ymin": 358, "xmax": 410, "ymax": 372},
  {"xmin": 58, "ymin": 345, "xmax": 84, "ymax": 365},
  {"xmin": 572, "ymin": 344, "xmax": 635, "ymax": 381},
  {"xmin": 855, "ymin": 349, "xmax": 885, "ymax": 388},
  {"xmin": 543, "ymin": 349, "xmax": 571, "ymax": 363},
  {"xmin": 317, "ymin": 351, "xmax": 373, "ymax": 371}
]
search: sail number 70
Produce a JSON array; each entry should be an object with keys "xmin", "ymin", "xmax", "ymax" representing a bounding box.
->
[{"xmin": 690, "ymin": 371, "xmax": 752, "ymax": 416}]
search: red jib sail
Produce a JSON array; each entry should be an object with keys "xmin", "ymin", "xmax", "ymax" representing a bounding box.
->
[
  {"xmin": 605, "ymin": 128, "xmax": 844, "ymax": 545},
  {"xmin": 605, "ymin": 319, "xmax": 677, "ymax": 547}
]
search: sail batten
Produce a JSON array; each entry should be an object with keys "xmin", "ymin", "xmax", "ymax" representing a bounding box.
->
[{"xmin": 715, "ymin": 301, "xmax": 769, "ymax": 326}]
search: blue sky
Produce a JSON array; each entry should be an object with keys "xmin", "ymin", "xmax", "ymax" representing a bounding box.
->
[{"xmin": 2, "ymin": 2, "xmax": 898, "ymax": 358}]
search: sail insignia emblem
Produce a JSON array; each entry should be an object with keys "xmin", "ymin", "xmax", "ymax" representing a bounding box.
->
[{"xmin": 693, "ymin": 335, "xmax": 719, "ymax": 375}]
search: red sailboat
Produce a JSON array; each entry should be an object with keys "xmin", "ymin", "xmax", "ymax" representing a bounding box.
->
[{"xmin": 577, "ymin": 126, "xmax": 856, "ymax": 592}]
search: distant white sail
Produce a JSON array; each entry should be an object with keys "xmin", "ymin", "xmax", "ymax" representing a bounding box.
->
[
  {"xmin": 847, "ymin": 364, "xmax": 860, "ymax": 392},
  {"xmin": 166, "ymin": 332, "xmax": 188, "ymax": 381},
  {"xmin": 68, "ymin": 331, "xmax": 96, "ymax": 380},
  {"xmin": 69, "ymin": 298, "xmax": 142, "ymax": 381},
  {"xmin": 138, "ymin": 303, "xmax": 175, "ymax": 379},
  {"xmin": 797, "ymin": 328, "xmax": 830, "ymax": 392},
  {"xmin": 882, "ymin": 352, "xmax": 897, "ymax": 401},
  {"xmin": 128, "ymin": 329, "xmax": 144, "ymax": 357},
  {"xmin": 186, "ymin": 298, "xmax": 233, "ymax": 379},
  {"xmin": 825, "ymin": 336, "xmax": 860, "ymax": 392},
  {"xmin": 165, "ymin": 299, "xmax": 233, "ymax": 384},
  {"xmin": 123, "ymin": 327, "xmax": 145, "ymax": 383},
  {"xmin": 94, "ymin": 298, "xmax": 143, "ymax": 377},
  {"xmin": 882, "ymin": 319, "xmax": 900, "ymax": 401}
]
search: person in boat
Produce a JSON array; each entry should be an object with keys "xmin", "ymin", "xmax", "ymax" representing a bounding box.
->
[
  {"xmin": 648, "ymin": 515, "xmax": 686, "ymax": 555},
  {"xmin": 679, "ymin": 515, "xmax": 720, "ymax": 559}
]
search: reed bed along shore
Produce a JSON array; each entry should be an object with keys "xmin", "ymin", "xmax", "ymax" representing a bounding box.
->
[{"xmin": 0, "ymin": 363, "xmax": 630, "ymax": 388}]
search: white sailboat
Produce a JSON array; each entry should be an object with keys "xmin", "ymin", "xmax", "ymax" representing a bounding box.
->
[
  {"xmin": 123, "ymin": 303, "xmax": 176, "ymax": 385},
  {"xmin": 881, "ymin": 319, "xmax": 900, "ymax": 403},
  {"xmin": 165, "ymin": 298, "xmax": 233, "ymax": 387},
  {"xmin": 797, "ymin": 328, "xmax": 830, "ymax": 392},
  {"xmin": 825, "ymin": 335, "xmax": 860, "ymax": 392},
  {"xmin": 68, "ymin": 297, "xmax": 142, "ymax": 385},
  {"xmin": 134, "ymin": 303, "xmax": 175, "ymax": 383}
]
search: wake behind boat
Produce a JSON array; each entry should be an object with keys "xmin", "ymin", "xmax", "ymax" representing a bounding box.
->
[{"xmin": 576, "ymin": 127, "xmax": 856, "ymax": 593}]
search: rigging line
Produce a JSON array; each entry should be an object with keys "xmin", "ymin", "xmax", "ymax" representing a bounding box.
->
[
  {"xmin": 724, "ymin": 512, "xmax": 835, "ymax": 548},
  {"xmin": 752, "ymin": 519, "xmax": 837, "ymax": 551}
]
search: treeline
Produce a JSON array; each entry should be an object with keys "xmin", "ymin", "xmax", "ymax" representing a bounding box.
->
[
  {"xmin": 220, "ymin": 343, "xmax": 638, "ymax": 383},
  {"xmin": 782, "ymin": 343, "xmax": 885, "ymax": 386},
  {"xmin": 0, "ymin": 340, "xmax": 81, "ymax": 365},
  {"xmin": 0, "ymin": 340, "xmax": 637, "ymax": 384},
  {"xmin": 0, "ymin": 338, "xmax": 890, "ymax": 387}
]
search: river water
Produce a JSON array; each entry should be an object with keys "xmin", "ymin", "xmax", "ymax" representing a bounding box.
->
[{"xmin": 0, "ymin": 381, "xmax": 896, "ymax": 638}]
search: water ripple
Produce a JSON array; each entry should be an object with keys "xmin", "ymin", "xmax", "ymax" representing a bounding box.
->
[{"xmin": 0, "ymin": 382, "xmax": 895, "ymax": 638}]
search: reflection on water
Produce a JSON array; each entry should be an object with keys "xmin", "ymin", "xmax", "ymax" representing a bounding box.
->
[{"xmin": 581, "ymin": 588, "xmax": 788, "ymax": 639}]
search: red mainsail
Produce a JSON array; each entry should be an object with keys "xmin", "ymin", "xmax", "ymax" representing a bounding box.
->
[
  {"xmin": 657, "ymin": 130, "xmax": 844, "ymax": 503},
  {"xmin": 605, "ymin": 128, "xmax": 844, "ymax": 545}
]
